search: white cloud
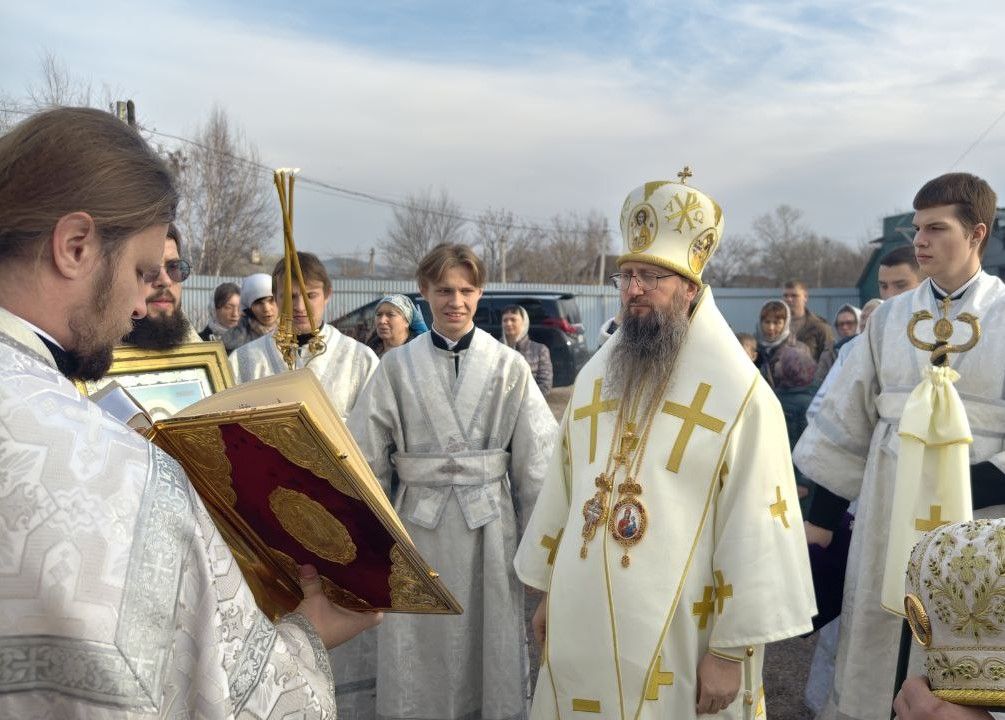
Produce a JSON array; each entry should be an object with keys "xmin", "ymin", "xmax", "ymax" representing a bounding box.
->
[{"xmin": 2, "ymin": 0, "xmax": 1003, "ymax": 259}]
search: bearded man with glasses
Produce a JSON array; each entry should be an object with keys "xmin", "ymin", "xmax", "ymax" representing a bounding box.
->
[
  {"xmin": 515, "ymin": 172, "xmax": 816, "ymax": 719},
  {"xmin": 122, "ymin": 222, "xmax": 203, "ymax": 348}
]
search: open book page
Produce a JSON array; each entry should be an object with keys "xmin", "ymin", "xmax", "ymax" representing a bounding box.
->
[{"xmin": 171, "ymin": 368, "xmax": 405, "ymax": 535}]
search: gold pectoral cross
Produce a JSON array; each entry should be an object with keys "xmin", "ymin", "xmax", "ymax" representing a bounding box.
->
[{"xmin": 573, "ymin": 379, "xmax": 618, "ymax": 464}]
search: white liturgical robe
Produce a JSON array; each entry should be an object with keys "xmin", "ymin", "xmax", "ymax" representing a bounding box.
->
[
  {"xmin": 230, "ymin": 324, "xmax": 378, "ymax": 420},
  {"xmin": 0, "ymin": 308, "xmax": 337, "ymax": 718},
  {"xmin": 514, "ymin": 288, "xmax": 816, "ymax": 720},
  {"xmin": 793, "ymin": 272, "xmax": 1005, "ymax": 720},
  {"xmin": 349, "ymin": 328, "xmax": 557, "ymax": 720}
]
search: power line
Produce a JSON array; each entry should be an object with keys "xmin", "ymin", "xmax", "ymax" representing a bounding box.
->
[{"xmin": 949, "ymin": 106, "xmax": 1005, "ymax": 170}]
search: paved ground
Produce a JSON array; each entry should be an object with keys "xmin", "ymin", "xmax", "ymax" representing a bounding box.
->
[{"xmin": 534, "ymin": 386, "xmax": 819, "ymax": 719}]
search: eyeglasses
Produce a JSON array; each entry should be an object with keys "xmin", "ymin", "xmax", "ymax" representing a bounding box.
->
[
  {"xmin": 609, "ymin": 270, "xmax": 677, "ymax": 291},
  {"xmin": 143, "ymin": 259, "xmax": 192, "ymax": 284}
]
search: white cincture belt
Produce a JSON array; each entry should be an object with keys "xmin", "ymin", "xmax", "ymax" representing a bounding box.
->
[
  {"xmin": 393, "ymin": 449, "xmax": 510, "ymax": 530},
  {"xmin": 876, "ymin": 390, "xmax": 1005, "ymax": 437}
]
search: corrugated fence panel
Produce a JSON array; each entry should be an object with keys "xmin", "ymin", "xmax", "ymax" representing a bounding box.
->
[{"xmin": 181, "ymin": 275, "xmax": 859, "ymax": 351}]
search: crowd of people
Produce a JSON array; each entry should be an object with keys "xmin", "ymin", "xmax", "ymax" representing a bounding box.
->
[{"xmin": 1, "ymin": 105, "xmax": 1001, "ymax": 720}]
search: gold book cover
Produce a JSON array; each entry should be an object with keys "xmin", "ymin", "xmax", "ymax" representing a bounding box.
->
[{"xmin": 147, "ymin": 369, "xmax": 462, "ymax": 619}]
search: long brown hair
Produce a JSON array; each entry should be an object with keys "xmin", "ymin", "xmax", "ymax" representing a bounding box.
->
[{"xmin": 0, "ymin": 107, "xmax": 177, "ymax": 265}]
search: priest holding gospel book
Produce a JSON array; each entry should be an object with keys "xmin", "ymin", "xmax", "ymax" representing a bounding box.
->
[
  {"xmin": 230, "ymin": 251, "xmax": 378, "ymax": 420},
  {"xmin": 0, "ymin": 107, "xmax": 379, "ymax": 718},
  {"xmin": 349, "ymin": 243, "xmax": 558, "ymax": 720}
]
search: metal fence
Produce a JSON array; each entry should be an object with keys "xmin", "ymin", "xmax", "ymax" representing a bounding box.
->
[{"xmin": 182, "ymin": 275, "xmax": 860, "ymax": 351}]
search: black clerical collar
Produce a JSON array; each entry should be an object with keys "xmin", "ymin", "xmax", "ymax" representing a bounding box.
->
[
  {"xmin": 296, "ymin": 332, "xmax": 314, "ymax": 347},
  {"xmin": 931, "ymin": 272, "xmax": 980, "ymax": 302},
  {"xmin": 35, "ymin": 333, "xmax": 75, "ymax": 378},
  {"xmin": 430, "ymin": 325, "xmax": 475, "ymax": 352}
]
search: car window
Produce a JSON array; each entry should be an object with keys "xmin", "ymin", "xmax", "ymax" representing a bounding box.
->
[
  {"xmin": 559, "ymin": 298, "xmax": 582, "ymax": 323},
  {"xmin": 473, "ymin": 298, "xmax": 493, "ymax": 325}
]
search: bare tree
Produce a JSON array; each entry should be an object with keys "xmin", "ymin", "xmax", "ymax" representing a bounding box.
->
[
  {"xmin": 171, "ymin": 107, "xmax": 277, "ymax": 275},
  {"xmin": 26, "ymin": 53, "xmax": 93, "ymax": 108},
  {"xmin": 470, "ymin": 208, "xmax": 545, "ymax": 282},
  {"xmin": 703, "ymin": 232, "xmax": 759, "ymax": 287},
  {"xmin": 520, "ymin": 211, "xmax": 611, "ymax": 284},
  {"xmin": 379, "ymin": 188, "xmax": 467, "ymax": 276}
]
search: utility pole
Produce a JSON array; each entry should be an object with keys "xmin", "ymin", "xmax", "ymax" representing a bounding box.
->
[
  {"xmin": 500, "ymin": 234, "xmax": 507, "ymax": 283},
  {"xmin": 114, "ymin": 100, "xmax": 136, "ymax": 126},
  {"xmin": 368, "ymin": 247, "xmax": 376, "ymax": 276}
]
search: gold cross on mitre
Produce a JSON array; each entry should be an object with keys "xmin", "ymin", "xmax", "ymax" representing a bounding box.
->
[
  {"xmin": 273, "ymin": 168, "xmax": 327, "ymax": 370},
  {"xmin": 915, "ymin": 505, "xmax": 949, "ymax": 532},
  {"xmin": 677, "ymin": 165, "xmax": 693, "ymax": 184},
  {"xmin": 573, "ymin": 378, "xmax": 618, "ymax": 464},
  {"xmin": 662, "ymin": 383, "xmax": 725, "ymax": 473}
]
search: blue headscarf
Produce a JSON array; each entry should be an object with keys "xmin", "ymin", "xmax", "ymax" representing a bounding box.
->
[{"xmin": 378, "ymin": 294, "xmax": 428, "ymax": 334}]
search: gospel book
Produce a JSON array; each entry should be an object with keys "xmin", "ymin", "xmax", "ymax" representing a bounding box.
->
[{"xmin": 147, "ymin": 368, "xmax": 462, "ymax": 619}]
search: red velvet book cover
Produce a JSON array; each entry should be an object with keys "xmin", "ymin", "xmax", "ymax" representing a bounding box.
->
[{"xmin": 148, "ymin": 403, "xmax": 462, "ymax": 619}]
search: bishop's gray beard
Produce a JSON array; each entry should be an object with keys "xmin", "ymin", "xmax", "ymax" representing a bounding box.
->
[{"xmin": 606, "ymin": 298, "xmax": 690, "ymax": 406}]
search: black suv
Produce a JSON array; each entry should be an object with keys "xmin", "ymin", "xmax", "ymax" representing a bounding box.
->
[{"xmin": 332, "ymin": 291, "xmax": 589, "ymax": 387}]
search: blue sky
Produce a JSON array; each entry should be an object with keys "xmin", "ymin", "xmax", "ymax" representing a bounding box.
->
[{"xmin": 2, "ymin": 0, "xmax": 1004, "ymax": 263}]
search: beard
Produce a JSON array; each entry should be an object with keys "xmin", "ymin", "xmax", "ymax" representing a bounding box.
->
[
  {"xmin": 62, "ymin": 260, "xmax": 128, "ymax": 381},
  {"xmin": 123, "ymin": 309, "xmax": 191, "ymax": 350},
  {"xmin": 607, "ymin": 291, "xmax": 691, "ymax": 404}
]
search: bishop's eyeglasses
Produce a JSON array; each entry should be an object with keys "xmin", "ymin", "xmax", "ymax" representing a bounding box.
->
[
  {"xmin": 609, "ymin": 270, "xmax": 677, "ymax": 291},
  {"xmin": 143, "ymin": 259, "xmax": 192, "ymax": 284}
]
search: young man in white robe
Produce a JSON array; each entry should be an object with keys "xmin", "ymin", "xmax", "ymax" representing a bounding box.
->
[
  {"xmin": 794, "ymin": 172, "xmax": 1005, "ymax": 720},
  {"xmin": 0, "ymin": 106, "xmax": 379, "ymax": 718},
  {"xmin": 230, "ymin": 250, "xmax": 379, "ymax": 716},
  {"xmin": 230, "ymin": 251, "xmax": 378, "ymax": 421},
  {"xmin": 348, "ymin": 243, "xmax": 558, "ymax": 720},
  {"xmin": 514, "ymin": 175, "xmax": 817, "ymax": 719}
]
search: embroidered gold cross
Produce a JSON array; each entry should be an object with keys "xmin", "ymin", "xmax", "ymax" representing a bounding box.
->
[
  {"xmin": 770, "ymin": 486, "xmax": 790, "ymax": 529},
  {"xmin": 915, "ymin": 505, "xmax": 950, "ymax": 532},
  {"xmin": 540, "ymin": 529, "xmax": 563, "ymax": 565},
  {"xmin": 677, "ymin": 166, "xmax": 693, "ymax": 184},
  {"xmin": 714, "ymin": 570, "xmax": 733, "ymax": 613},
  {"xmin": 662, "ymin": 383, "xmax": 725, "ymax": 472},
  {"xmin": 573, "ymin": 378, "xmax": 618, "ymax": 464},
  {"xmin": 693, "ymin": 586, "xmax": 716, "ymax": 629},
  {"xmin": 644, "ymin": 655, "xmax": 675, "ymax": 700}
]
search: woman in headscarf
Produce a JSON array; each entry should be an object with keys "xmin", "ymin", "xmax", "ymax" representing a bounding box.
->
[
  {"xmin": 813, "ymin": 303, "xmax": 862, "ymax": 383},
  {"xmin": 199, "ymin": 282, "xmax": 241, "ymax": 341},
  {"xmin": 366, "ymin": 294, "xmax": 428, "ymax": 357},
  {"xmin": 500, "ymin": 304, "xmax": 553, "ymax": 395},
  {"xmin": 755, "ymin": 299, "xmax": 813, "ymax": 389}
]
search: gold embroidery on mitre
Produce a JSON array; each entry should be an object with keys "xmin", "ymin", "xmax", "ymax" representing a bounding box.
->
[
  {"xmin": 688, "ymin": 227, "xmax": 717, "ymax": 275},
  {"xmin": 627, "ymin": 203, "xmax": 658, "ymax": 253},
  {"xmin": 645, "ymin": 655, "xmax": 675, "ymax": 700},
  {"xmin": 268, "ymin": 486, "xmax": 357, "ymax": 564},
  {"xmin": 905, "ymin": 593, "xmax": 932, "ymax": 648},
  {"xmin": 389, "ymin": 544, "xmax": 441, "ymax": 610},
  {"xmin": 664, "ymin": 190, "xmax": 705, "ymax": 234}
]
